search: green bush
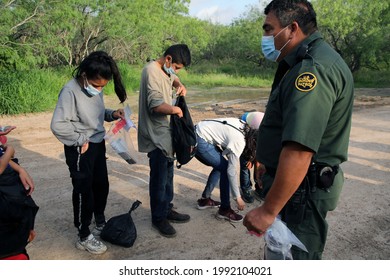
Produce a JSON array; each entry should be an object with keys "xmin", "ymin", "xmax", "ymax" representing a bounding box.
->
[
  {"xmin": 353, "ymin": 69, "xmax": 390, "ymax": 88},
  {"xmin": 108, "ymin": 63, "xmax": 142, "ymax": 94},
  {"xmin": 0, "ymin": 61, "xmax": 388, "ymax": 115},
  {"xmin": 0, "ymin": 65, "xmax": 141, "ymax": 115},
  {"xmin": 183, "ymin": 59, "xmax": 275, "ymax": 88},
  {"xmin": 0, "ymin": 69, "xmax": 70, "ymax": 115}
]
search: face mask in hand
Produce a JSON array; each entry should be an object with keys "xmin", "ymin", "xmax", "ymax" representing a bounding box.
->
[
  {"xmin": 261, "ymin": 26, "xmax": 291, "ymax": 62},
  {"xmin": 84, "ymin": 77, "xmax": 102, "ymax": 96}
]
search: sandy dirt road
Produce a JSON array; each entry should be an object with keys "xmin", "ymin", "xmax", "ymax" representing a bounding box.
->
[{"xmin": 1, "ymin": 88, "xmax": 389, "ymax": 260}]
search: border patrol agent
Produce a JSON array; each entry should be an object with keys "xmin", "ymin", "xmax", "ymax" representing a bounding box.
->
[{"xmin": 243, "ymin": 0, "xmax": 354, "ymax": 260}]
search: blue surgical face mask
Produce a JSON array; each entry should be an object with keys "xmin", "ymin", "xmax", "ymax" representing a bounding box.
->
[
  {"xmin": 163, "ymin": 59, "xmax": 176, "ymax": 76},
  {"xmin": 261, "ymin": 26, "xmax": 291, "ymax": 62},
  {"xmin": 84, "ymin": 77, "xmax": 102, "ymax": 96}
]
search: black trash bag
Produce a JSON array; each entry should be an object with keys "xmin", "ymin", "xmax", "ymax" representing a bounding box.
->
[{"xmin": 100, "ymin": 200, "xmax": 141, "ymax": 248}]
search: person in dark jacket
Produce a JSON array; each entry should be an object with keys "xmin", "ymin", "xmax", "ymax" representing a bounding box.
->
[{"xmin": 0, "ymin": 129, "xmax": 38, "ymax": 260}]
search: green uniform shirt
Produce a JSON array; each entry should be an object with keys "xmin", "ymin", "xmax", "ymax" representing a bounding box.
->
[{"xmin": 257, "ymin": 32, "xmax": 354, "ymax": 169}]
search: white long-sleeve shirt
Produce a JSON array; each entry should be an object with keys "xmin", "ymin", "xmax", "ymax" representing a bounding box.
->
[{"xmin": 196, "ymin": 117, "xmax": 246, "ymax": 199}]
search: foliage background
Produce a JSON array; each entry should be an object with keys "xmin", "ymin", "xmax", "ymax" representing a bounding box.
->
[{"xmin": 0, "ymin": 0, "xmax": 389, "ymax": 114}]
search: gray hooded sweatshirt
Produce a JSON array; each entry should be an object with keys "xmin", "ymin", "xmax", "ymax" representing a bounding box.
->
[{"xmin": 50, "ymin": 78, "xmax": 116, "ymax": 146}]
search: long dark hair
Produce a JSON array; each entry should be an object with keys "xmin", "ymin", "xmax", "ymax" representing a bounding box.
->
[
  {"xmin": 73, "ymin": 51, "xmax": 127, "ymax": 103},
  {"xmin": 242, "ymin": 127, "xmax": 258, "ymax": 163}
]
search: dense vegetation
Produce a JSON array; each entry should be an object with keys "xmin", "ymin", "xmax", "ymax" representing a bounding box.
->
[{"xmin": 1, "ymin": 0, "xmax": 389, "ymax": 114}]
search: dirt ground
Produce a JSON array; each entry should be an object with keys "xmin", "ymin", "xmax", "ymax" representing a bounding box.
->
[{"xmin": 1, "ymin": 88, "xmax": 389, "ymax": 260}]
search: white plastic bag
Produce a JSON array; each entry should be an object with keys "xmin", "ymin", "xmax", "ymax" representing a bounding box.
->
[
  {"xmin": 264, "ymin": 216, "xmax": 308, "ymax": 260},
  {"xmin": 104, "ymin": 105, "xmax": 138, "ymax": 164}
]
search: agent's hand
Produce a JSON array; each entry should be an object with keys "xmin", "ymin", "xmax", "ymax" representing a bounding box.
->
[
  {"xmin": 243, "ymin": 206, "xmax": 275, "ymax": 237},
  {"xmin": 113, "ymin": 108, "xmax": 125, "ymax": 119}
]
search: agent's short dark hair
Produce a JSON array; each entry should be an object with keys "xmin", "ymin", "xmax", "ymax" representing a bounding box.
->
[
  {"xmin": 164, "ymin": 44, "xmax": 191, "ymax": 67},
  {"xmin": 264, "ymin": 0, "xmax": 317, "ymax": 35}
]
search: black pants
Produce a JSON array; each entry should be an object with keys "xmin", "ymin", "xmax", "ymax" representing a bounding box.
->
[{"xmin": 64, "ymin": 141, "xmax": 109, "ymax": 239}]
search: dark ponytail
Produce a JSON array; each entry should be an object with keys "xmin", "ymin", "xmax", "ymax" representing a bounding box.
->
[
  {"xmin": 106, "ymin": 55, "xmax": 127, "ymax": 103},
  {"xmin": 73, "ymin": 51, "xmax": 127, "ymax": 103}
]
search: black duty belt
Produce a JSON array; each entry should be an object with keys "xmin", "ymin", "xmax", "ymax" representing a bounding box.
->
[{"xmin": 265, "ymin": 163, "xmax": 339, "ymax": 192}]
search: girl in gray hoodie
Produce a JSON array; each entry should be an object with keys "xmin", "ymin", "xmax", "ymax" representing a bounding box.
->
[{"xmin": 51, "ymin": 51, "xmax": 127, "ymax": 255}]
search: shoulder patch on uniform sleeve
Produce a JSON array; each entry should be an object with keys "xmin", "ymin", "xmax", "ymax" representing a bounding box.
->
[{"xmin": 295, "ymin": 72, "xmax": 317, "ymax": 92}]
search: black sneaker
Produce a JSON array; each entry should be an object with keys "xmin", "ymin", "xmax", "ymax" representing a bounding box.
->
[
  {"xmin": 216, "ymin": 207, "xmax": 243, "ymax": 223},
  {"xmin": 197, "ymin": 197, "xmax": 221, "ymax": 210},
  {"xmin": 167, "ymin": 209, "xmax": 190, "ymax": 223},
  {"xmin": 152, "ymin": 219, "xmax": 177, "ymax": 238},
  {"xmin": 241, "ymin": 190, "xmax": 254, "ymax": 203}
]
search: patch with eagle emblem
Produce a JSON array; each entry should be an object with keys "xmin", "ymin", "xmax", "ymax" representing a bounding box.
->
[{"xmin": 295, "ymin": 72, "xmax": 317, "ymax": 92}]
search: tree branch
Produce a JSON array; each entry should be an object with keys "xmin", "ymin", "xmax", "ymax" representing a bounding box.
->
[{"xmin": 10, "ymin": 1, "xmax": 43, "ymax": 31}]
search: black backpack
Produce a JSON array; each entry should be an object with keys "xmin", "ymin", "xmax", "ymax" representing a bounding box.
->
[{"xmin": 170, "ymin": 95, "xmax": 197, "ymax": 168}]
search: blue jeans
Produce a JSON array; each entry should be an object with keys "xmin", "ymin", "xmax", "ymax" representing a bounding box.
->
[
  {"xmin": 201, "ymin": 169, "xmax": 220, "ymax": 199},
  {"xmin": 200, "ymin": 153, "xmax": 252, "ymax": 197},
  {"xmin": 195, "ymin": 136, "xmax": 230, "ymax": 209},
  {"xmin": 148, "ymin": 148, "xmax": 174, "ymax": 223},
  {"xmin": 240, "ymin": 156, "xmax": 252, "ymax": 192}
]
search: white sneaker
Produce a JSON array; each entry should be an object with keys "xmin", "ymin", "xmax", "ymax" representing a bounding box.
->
[
  {"xmin": 91, "ymin": 223, "xmax": 105, "ymax": 237},
  {"xmin": 76, "ymin": 234, "xmax": 107, "ymax": 255}
]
